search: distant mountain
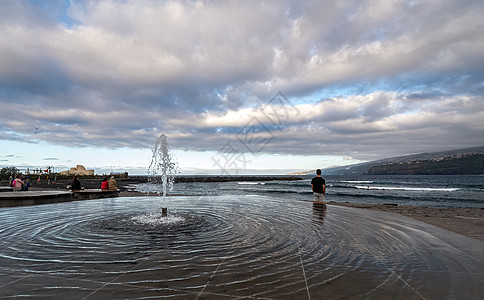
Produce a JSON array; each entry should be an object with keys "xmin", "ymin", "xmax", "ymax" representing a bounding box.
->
[
  {"xmin": 294, "ymin": 146, "xmax": 484, "ymax": 176},
  {"xmin": 367, "ymin": 153, "xmax": 484, "ymax": 175}
]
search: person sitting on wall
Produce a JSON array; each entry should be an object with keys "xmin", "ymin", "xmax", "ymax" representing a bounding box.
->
[
  {"xmin": 101, "ymin": 178, "xmax": 109, "ymax": 190},
  {"xmin": 12, "ymin": 175, "xmax": 24, "ymax": 192},
  {"xmin": 108, "ymin": 176, "xmax": 118, "ymax": 191},
  {"xmin": 21, "ymin": 177, "xmax": 30, "ymax": 191},
  {"xmin": 71, "ymin": 175, "xmax": 81, "ymax": 190}
]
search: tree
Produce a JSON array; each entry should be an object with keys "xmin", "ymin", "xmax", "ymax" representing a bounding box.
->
[{"xmin": 0, "ymin": 166, "xmax": 19, "ymax": 180}]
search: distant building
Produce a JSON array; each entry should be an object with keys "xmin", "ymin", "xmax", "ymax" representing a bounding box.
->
[
  {"xmin": 110, "ymin": 171, "xmax": 129, "ymax": 178},
  {"xmin": 60, "ymin": 165, "xmax": 94, "ymax": 176}
]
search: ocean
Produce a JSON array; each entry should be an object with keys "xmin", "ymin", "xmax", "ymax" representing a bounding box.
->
[{"xmin": 162, "ymin": 174, "xmax": 484, "ymax": 209}]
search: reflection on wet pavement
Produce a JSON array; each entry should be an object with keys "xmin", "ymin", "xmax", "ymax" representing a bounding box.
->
[{"xmin": 0, "ymin": 195, "xmax": 483, "ymax": 299}]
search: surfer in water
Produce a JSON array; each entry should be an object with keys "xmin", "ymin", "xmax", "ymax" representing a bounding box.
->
[{"xmin": 311, "ymin": 169, "xmax": 326, "ymax": 203}]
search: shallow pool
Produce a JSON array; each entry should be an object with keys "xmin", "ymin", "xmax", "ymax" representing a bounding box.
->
[{"xmin": 0, "ymin": 195, "xmax": 483, "ymax": 299}]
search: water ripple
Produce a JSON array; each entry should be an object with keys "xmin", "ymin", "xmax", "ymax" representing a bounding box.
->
[{"xmin": 0, "ymin": 195, "xmax": 483, "ymax": 299}]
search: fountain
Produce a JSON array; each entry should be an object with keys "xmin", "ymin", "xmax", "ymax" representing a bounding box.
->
[
  {"xmin": 0, "ymin": 195, "xmax": 483, "ymax": 298},
  {"xmin": 1, "ymin": 135, "xmax": 482, "ymax": 298},
  {"xmin": 146, "ymin": 133, "xmax": 178, "ymax": 216}
]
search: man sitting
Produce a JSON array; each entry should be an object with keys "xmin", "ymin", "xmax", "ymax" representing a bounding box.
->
[{"xmin": 108, "ymin": 176, "xmax": 118, "ymax": 190}]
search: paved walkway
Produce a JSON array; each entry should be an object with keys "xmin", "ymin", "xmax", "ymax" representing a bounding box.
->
[
  {"xmin": 0, "ymin": 190, "xmax": 72, "ymax": 198},
  {"xmin": 0, "ymin": 189, "xmax": 119, "ymax": 208}
]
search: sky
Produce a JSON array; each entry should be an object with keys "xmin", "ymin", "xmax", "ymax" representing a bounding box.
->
[{"xmin": 1, "ymin": 0, "xmax": 483, "ymax": 175}]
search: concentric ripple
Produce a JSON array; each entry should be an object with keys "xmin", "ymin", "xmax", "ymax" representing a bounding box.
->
[{"xmin": 0, "ymin": 195, "xmax": 483, "ymax": 299}]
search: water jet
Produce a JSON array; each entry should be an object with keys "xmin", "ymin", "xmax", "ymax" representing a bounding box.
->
[{"xmin": 147, "ymin": 133, "xmax": 178, "ymax": 217}]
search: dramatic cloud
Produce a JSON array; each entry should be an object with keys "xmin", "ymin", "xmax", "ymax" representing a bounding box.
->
[{"xmin": 1, "ymin": 0, "xmax": 483, "ymax": 164}]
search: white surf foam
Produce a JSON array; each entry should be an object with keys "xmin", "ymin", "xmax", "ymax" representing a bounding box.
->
[{"xmin": 355, "ymin": 185, "xmax": 460, "ymax": 192}]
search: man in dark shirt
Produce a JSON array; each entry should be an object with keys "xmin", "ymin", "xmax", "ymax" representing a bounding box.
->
[{"xmin": 311, "ymin": 169, "xmax": 326, "ymax": 203}]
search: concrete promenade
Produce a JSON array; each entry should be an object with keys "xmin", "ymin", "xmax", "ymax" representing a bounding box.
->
[{"xmin": 0, "ymin": 189, "xmax": 120, "ymax": 208}]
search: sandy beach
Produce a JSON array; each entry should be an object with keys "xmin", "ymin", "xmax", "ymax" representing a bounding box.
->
[{"xmin": 328, "ymin": 201, "xmax": 484, "ymax": 241}]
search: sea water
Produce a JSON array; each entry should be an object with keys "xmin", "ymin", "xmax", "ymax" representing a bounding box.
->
[{"xmin": 170, "ymin": 174, "xmax": 484, "ymax": 208}]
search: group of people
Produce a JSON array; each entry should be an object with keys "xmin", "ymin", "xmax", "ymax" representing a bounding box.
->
[
  {"xmin": 101, "ymin": 176, "xmax": 118, "ymax": 190},
  {"xmin": 69, "ymin": 175, "xmax": 118, "ymax": 191},
  {"xmin": 13, "ymin": 170, "xmax": 320, "ymax": 199},
  {"xmin": 9, "ymin": 175, "xmax": 30, "ymax": 192},
  {"xmin": 69, "ymin": 171, "xmax": 321, "ymax": 199}
]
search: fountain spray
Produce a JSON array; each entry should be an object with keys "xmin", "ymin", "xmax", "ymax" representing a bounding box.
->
[{"xmin": 148, "ymin": 134, "xmax": 178, "ymax": 216}]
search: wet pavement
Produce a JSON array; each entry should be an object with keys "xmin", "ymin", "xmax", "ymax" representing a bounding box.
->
[{"xmin": 0, "ymin": 195, "xmax": 483, "ymax": 299}]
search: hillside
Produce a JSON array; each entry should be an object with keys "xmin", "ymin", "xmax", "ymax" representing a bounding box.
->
[
  {"xmin": 367, "ymin": 153, "xmax": 484, "ymax": 175},
  {"xmin": 305, "ymin": 146, "xmax": 484, "ymax": 175}
]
